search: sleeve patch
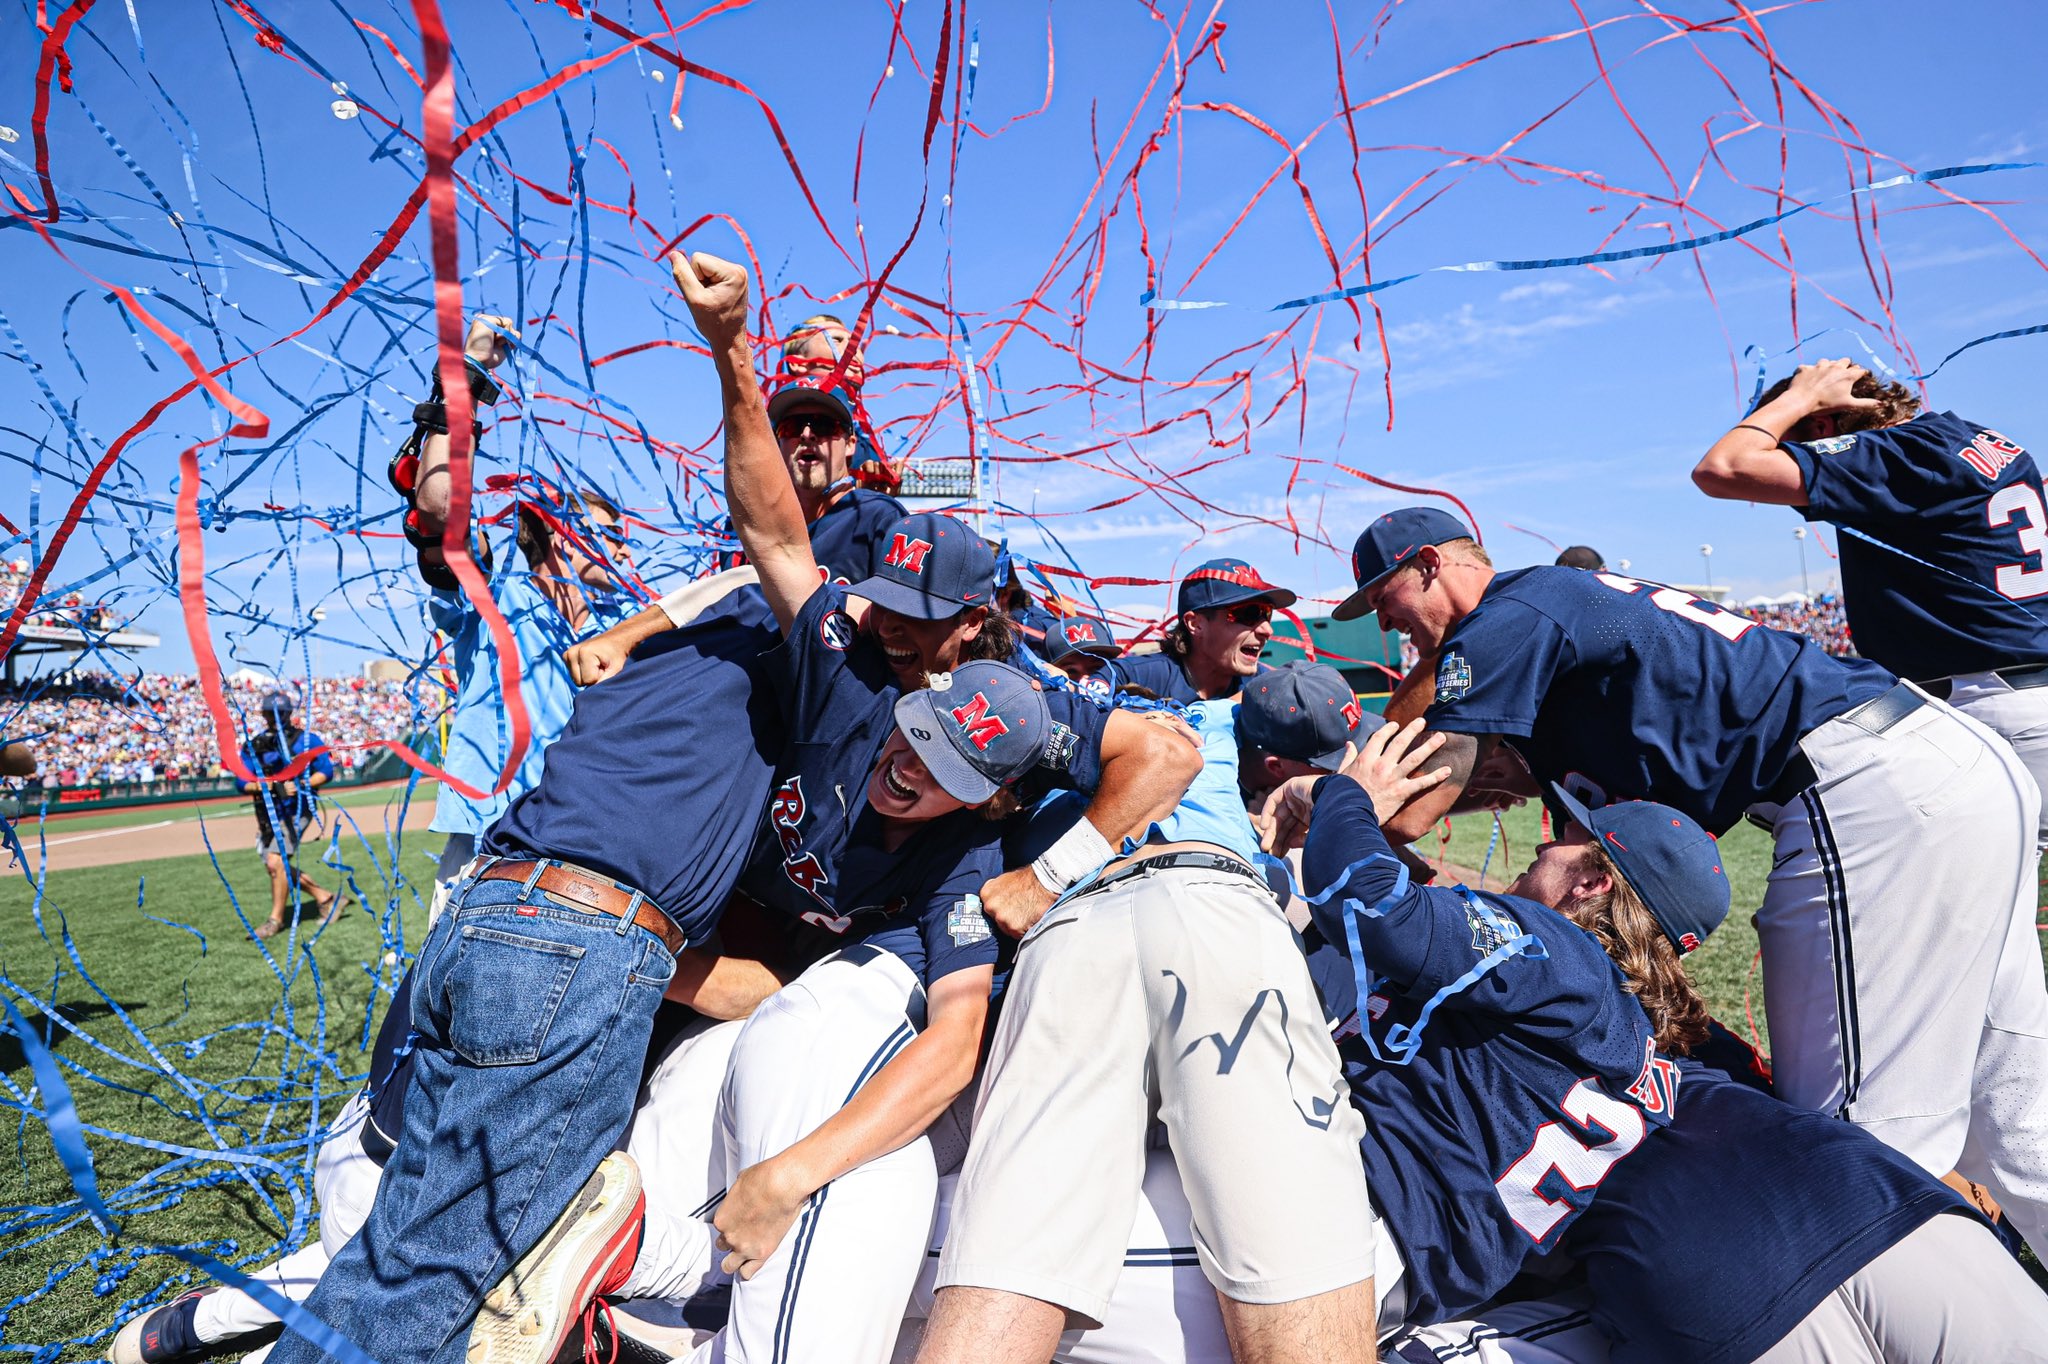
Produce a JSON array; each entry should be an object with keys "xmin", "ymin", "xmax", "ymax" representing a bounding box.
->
[
  {"xmin": 1041, "ymin": 720, "xmax": 1079, "ymax": 772},
  {"xmin": 947, "ymin": 894, "xmax": 993, "ymax": 946},
  {"xmin": 1435, "ymin": 649, "xmax": 1473, "ymax": 703}
]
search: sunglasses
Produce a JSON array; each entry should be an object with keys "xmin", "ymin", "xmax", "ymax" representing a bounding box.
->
[
  {"xmin": 775, "ymin": 413, "xmax": 851, "ymax": 442},
  {"xmin": 1213, "ymin": 602, "xmax": 1274, "ymax": 627}
]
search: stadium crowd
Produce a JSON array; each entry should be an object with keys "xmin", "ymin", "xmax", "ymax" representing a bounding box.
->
[
  {"xmin": 0, "ymin": 671, "xmax": 420, "ymax": 789},
  {"xmin": 1, "ymin": 557, "xmax": 125, "ymax": 633},
  {"xmin": 84, "ymin": 267, "xmax": 2048, "ymax": 1364},
  {"xmin": 1731, "ymin": 592, "xmax": 1855, "ymax": 657}
]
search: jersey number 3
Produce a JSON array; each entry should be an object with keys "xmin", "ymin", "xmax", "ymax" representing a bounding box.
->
[
  {"xmin": 1494, "ymin": 1079, "xmax": 1646, "ymax": 1241},
  {"xmin": 1988, "ymin": 485, "xmax": 2048, "ymax": 600}
]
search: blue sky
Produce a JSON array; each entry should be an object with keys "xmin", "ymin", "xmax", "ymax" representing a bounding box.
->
[{"xmin": 2, "ymin": 0, "xmax": 2044, "ymax": 678}]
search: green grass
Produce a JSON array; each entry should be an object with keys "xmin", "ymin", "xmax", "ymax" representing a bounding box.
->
[
  {"xmin": 3, "ymin": 813, "xmax": 2043, "ymax": 1358},
  {"xmin": 12, "ymin": 783, "xmax": 443, "ymax": 837},
  {"xmin": 0, "ymin": 835, "xmax": 447, "ymax": 1360}
]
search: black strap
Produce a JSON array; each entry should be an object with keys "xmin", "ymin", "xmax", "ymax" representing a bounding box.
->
[{"xmin": 1086, "ymin": 849, "xmax": 1259, "ymax": 896}]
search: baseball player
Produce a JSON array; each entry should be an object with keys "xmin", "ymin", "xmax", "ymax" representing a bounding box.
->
[
  {"xmin": 1116, "ymin": 558, "xmax": 1293, "ymax": 702},
  {"xmin": 902, "ymin": 726, "xmax": 2048, "ymax": 1363},
  {"xmin": 915, "ymin": 693, "xmax": 1386, "ymax": 1364},
  {"xmin": 235, "ymin": 691, "xmax": 340, "ymax": 939},
  {"xmin": 1335, "ymin": 505, "xmax": 2048, "ymax": 1256},
  {"xmin": 1045, "ymin": 615, "xmax": 1124, "ymax": 700},
  {"xmin": 1552, "ymin": 545, "xmax": 1604, "ymax": 571},
  {"xmin": 1693, "ymin": 358, "xmax": 2048, "ymax": 849},
  {"xmin": 561, "ymin": 664, "xmax": 1056, "ymax": 1364},
  {"xmin": 994, "ymin": 559, "xmax": 1063, "ymax": 660}
]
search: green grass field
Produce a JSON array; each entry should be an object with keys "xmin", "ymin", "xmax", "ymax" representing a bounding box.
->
[
  {"xmin": 10, "ymin": 782, "xmax": 443, "ymax": 838},
  {"xmin": 1, "ymin": 810, "xmax": 2042, "ymax": 1358},
  {"xmin": 0, "ymin": 832, "xmax": 447, "ymax": 1359}
]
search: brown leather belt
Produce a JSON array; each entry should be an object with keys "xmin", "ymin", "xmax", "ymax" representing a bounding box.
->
[{"xmin": 476, "ymin": 860, "xmax": 685, "ymax": 956}]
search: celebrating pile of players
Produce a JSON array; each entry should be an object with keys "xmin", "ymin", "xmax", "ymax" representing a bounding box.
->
[{"xmin": 107, "ymin": 255, "xmax": 2048, "ymax": 1364}]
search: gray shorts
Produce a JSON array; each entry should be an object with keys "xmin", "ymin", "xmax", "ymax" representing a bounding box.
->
[
  {"xmin": 938, "ymin": 856, "xmax": 1376, "ymax": 1325},
  {"xmin": 258, "ymin": 808, "xmax": 317, "ymax": 860}
]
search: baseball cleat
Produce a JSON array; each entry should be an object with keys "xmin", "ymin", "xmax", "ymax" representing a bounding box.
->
[
  {"xmin": 108, "ymin": 1287, "xmax": 280, "ymax": 1364},
  {"xmin": 467, "ymin": 1152, "xmax": 646, "ymax": 1364}
]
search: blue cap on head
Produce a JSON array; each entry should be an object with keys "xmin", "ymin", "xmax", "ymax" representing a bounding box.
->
[
  {"xmin": 1550, "ymin": 784, "xmax": 1731, "ymax": 955},
  {"xmin": 1051, "ymin": 616, "xmax": 1123, "ymax": 663},
  {"xmin": 1239, "ymin": 661, "xmax": 1380, "ymax": 771},
  {"xmin": 1177, "ymin": 558, "xmax": 1298, "ymax": 616},
  {"xmin": 766, "ymin": 372, "xmax": 857, "ymax": 427},
  {"xmin": 259, "ymin": 690, "xmax": 295, "ymax": 720},
  {"xmin": 893, "ymin": 661, "xmax": 1051, "ymax": 803},
  {"xmin": 849, "ymin": 512, "xmax": 997, "ymax": 621},
  {"xmin": 1331, "ymin": 507, "xmax": 1475, "ymax": 621}
]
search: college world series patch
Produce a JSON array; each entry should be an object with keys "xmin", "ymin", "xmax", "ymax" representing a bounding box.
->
[
  {"xmin": 1464, "ymin": 897, "xmax": 1522, "ymax": 955},
  {"xmin": 948, "ymin": 894, "xmax": 993, "ymax": 946},
  {"xmin": 1435, "ymin": 650, "xmax": 1472, "ymax": 704}
]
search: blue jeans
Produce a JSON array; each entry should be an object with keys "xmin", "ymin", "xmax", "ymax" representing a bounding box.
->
[{"xmin": 269, "ymin": 867, "xmax": 677, "ymax": 1364}]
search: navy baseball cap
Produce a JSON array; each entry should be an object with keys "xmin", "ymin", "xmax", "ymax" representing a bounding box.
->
[
  {"xmin": 849, "ymin": 512, "xmax": 997, "ymax": 621},
  {"xmin": 766, "ymin": 373, "xmax": 857, "ymax": 428},
  {"xmin": 1331, "ymin": 508, "xmax": 1476, "ymax": 621},
  {"xmin": 1177, "ymin": 558, "xmax": 1298, "ymax": 616},
  {"xmin": 1550, "ymin": 784, "xmax": 1731, "ymax": 956},
  {"xmin": 259, "ymin": 690, "xmax": 295, "ymax": 719},
  {"xmin": 893, "ymin": 661, "xmax": 1051, "ymax": 803},
  {"xmin": 1239, "ymin": 662, "xmax": 1381, "ymax": 771},
  {"xmin": 1051, "ymin": 616, "xmax": 1123, "ymax": 663}
]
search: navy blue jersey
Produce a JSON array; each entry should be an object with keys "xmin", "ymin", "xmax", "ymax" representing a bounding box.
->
[
  {"xmin": 362, "ymin": 971, "xmax": 417, "ymax": 1167},
  {"xmin": 1115, "ymin": 650, "xmax": 1205, "ymax": 703},
  {"xmin": 714, "ymin": 488, "xmax": 906, "ymax": 585},
  {"xmin": 1426, "ymin": 566, "xmax": 1894, "ymax": 834},
  {"xmin": 1301, "ymin": 775, "xmax": 1676, "ymax": 1324},
  {"xmin": 1786, "ymin": 411, "xmax": 2048, "ymax": 678},
  {"xmin": 743, "ymin": 804, "xmax": 1003, "ymax": 985},
  {"xmin": 482, "ymin": 599, "xmax": 784, "ymax": 941},
  {"xmin": 1565, "ymin": 1061, "xmax": 1967, "ymax": 1364},
  {"xmin": 746, "ymin": 586, "xmax": 1104, "ymax": 977}
]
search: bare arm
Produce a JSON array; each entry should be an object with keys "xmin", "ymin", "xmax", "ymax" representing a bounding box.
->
[
  {"xmin": 564, "ymin": 567, "xmax": 764, "ymax": 685},
  {"xmin": 1380, "ymin": 730, "xmax": 1491, "ymax": 843},
  {"xmin": 664, "ymin": 947, "xmax": 790, "ymax": 1021},
  {"xmin": 712, "ymin": 966, "xmax": 993, "ymax": 1279},
  {"xmin": 1693, "ymin": 358, "xmax": 1879, "ymax": 505},
  {"xmin": 978, "ymin": 709, "xmax": 1205, "ymax": 937},
  {"xmin": 411, "ymin": 315, "xmax": 514, "ymax": 528},
  {"xmin": 672, "ymin": 252, "xmax": 821, "ymax": 635}
]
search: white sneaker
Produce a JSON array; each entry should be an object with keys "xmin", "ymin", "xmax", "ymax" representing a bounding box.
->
[{"xmin": 467, "ymin": 1152, "xmax": 646, "ymax": 1364}]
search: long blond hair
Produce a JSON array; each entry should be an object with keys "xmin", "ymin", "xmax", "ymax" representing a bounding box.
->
[{"xmin": 1570, "ymin": 845, "xmax": 1713, "ymax": 1055}]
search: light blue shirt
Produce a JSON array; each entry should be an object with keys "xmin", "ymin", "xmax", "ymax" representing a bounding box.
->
[
  {"xmin": 1151, "ymin": 698, "xmax": 1261, "ymax": 865},
  {"xmin": 428, "ymin": 573, "xmax": 627, "ymax": 836}
]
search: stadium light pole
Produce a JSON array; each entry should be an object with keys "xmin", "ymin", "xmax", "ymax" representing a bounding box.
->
[
  {"xmin": 309, "ymin": 606, "xmax": 326, "ymax": 683},
  {"xmin": 1699, "ymin": 543, "xmax": 1713, "ymax": 590},
  {"xmin": 1793, "ymin": 526, "xmax": 1810, "ymax": 598}
]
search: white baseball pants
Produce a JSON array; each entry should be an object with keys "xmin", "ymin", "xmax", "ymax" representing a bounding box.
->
[
  {"xmin": 901, "ymin": 1147, "xmax": 1405, "ymax": 1364},
  {"xmin": 1944, "ymin": 669, "xmax": 2048, "ymax": 850},
  {"xmin": 1750, "ymin": 692, "xmax": 2048, "ymax": 1256},
  {"xmin": 612, "ymin": 948, "xmax": 939, "ymax": 1364},
  {"xmin": 192, "ymin": 1093, "xmax": 384, "ymax": 1345}
]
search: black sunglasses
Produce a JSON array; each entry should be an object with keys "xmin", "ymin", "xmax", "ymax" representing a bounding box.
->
[
  {"xmin": 775, "ymin": 413, "xmax": 851, "ymax": 441},
  {"xmin": 1212, "ymin": 602, "xmax": 1274, "ymax": 627}
]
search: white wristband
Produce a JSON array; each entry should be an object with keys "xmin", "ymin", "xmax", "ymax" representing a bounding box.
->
[{"xmin": 1032, "ymin": 816, "xmax": 1115, "ymax": 894}]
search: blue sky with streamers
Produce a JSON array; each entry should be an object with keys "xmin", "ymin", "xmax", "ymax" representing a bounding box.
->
[{"xmin": 2, "ymin": 0, "xmax": 2044, "ymax": 678}]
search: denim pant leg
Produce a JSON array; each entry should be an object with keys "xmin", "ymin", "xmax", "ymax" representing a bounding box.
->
[{"xmin": 270, "ymin": 879, "xmax": 674, "ymax": 1364}]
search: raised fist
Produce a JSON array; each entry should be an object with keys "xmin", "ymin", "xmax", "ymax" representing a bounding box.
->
[
  {"xmin": 465, "ymin": 315, "xmax": 516, "ymax": 370},
  {"xmin": 672, "ymin": 251, "xmax": 751, "ymax": 351}
]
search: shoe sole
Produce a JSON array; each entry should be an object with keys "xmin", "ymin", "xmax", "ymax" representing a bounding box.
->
[{"xmin": 467, "ymin": 1153, "xmax": 644, "ymax": 1364}]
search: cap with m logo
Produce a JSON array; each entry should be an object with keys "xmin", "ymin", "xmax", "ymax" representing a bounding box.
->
[
  {"xmin": 893, "ymin": 660, "xmax": 1051, "ymax": 802},
  {"xmin": 1051, "ymin": 614, "xmax": 1123, "ymax": 663},
  {"xmin": 1239, "ymin": 660, "xmax": 1381, "ymax": 772},
  {"xmin": 850, "ymin": 512, "xmax": 996, "ymax": 620}
]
